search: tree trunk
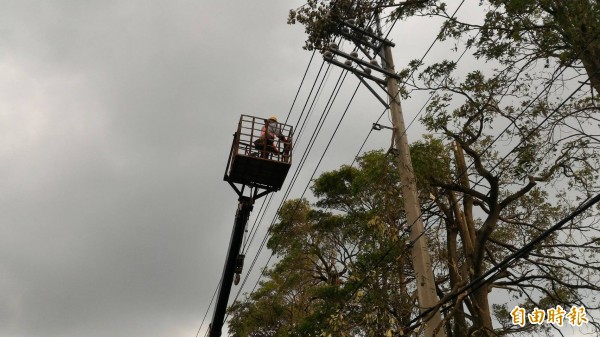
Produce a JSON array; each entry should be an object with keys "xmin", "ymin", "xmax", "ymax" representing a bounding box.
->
[
  {"xmin": 469, "ymin": 284, "xmax": 494, "ymax": 337},
  {"xmin": 452, "ymin": 142, "xmax": 496, "ymax": 335},
  {"xmin": 445, "ymin": 210, "xmax": 469, "ymax": 336},
  {"xmin": 582, "ymin": 55, "xmax": 600, "ymax": 96}
]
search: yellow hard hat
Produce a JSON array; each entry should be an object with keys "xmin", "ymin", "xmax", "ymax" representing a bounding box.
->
[{"xmin": 268, "ymin": 115, "xmax": 278, "ymax": 122}]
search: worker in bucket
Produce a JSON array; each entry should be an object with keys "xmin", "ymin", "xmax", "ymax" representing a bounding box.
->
[{"xmin": 254, "ymin": 115, "xmax": 289, "ymax": 159}]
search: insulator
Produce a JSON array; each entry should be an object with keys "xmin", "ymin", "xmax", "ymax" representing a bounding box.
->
[
  {"xmin": 342, "ymin": 27, "xmax": 350, "ymax": 34},
  {"xmin": 350, "ymin": 51, "xmax": 359, "ymax": 58},
  {"xmin": 324, "ymin": 51, "xmax": 333, "ymax": 59},
  {"xmin": 348, "ymin": 19, "xmax": 356, "ymax": 25},
  {"xmin": 344, "ymin": 59, "xmax": 352, "ymax": 66},
  {"xmin": 370, "ymin": 59, "xmax": 379, "ymax": 66},
  {"xmin": 364, "ymin": 68, "xmax": 371, "ymax": 75},
  {"xmin": 329, "ymin": 43, "xmax": 338, "ymax": 50}
]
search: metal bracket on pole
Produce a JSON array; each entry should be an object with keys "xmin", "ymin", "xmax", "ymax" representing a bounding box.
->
[
  {"xmin": 320, "ymin": 12, "xmax": 447, "ymax": 337},
  {"xmin": 321, "ymin": 19, "xmax": 400, "ymax": 111},
  {"xmin": 323, "ymin": 55, "xmax": 387, "ymax": 86},
  {"xmin": 339, "ymin": 30, "xmax": 380, "ymax": 52},
  {"xmin": 372, "ymin": 123, "xmax": 394, "ymax": 131},
  {"xmin": 340, "ymin": 20, "xmax": 395, "ymax": 47},
  {"xmin": 355, "ymin": 74, "xmax": 390, "ymax": 109},
  {"xmin": 328, "ymin": 48, "xmax": 401, "ymax": 80}
]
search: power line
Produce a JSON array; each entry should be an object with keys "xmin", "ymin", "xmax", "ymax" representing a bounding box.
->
[
  {"xmin": 195, "ymin": 278, "xmax": 220, "ymax": 337},
  {"xmin": 290, "ymin": 61, "xmax": 329, "ymax": 138},
  {"xmin": 229, "ymin": 1, "xmax": 397, "ymax": 309},
  {"xmin": 227, "ymin": 79, "xmax": 361, "ymax": 320},
  {"xmin": 203, "ymin": 63, "xmax": 353, "ymax": 334},
  {"xmin": 394, "ymin": 73, "xmax": 592, "ymax": 333},
  {"xmin": 204, "ymin": 1, "xmax": 592, "ymax": 334},
  {"xmin": 231, "ymin": 69, "xmax": 350, "ymax": 294},
  {"xmin": 197, "ymin": 0, "xmax": 377, "ymax": 334},
  {"xmin": 292, "ymin": 2, "xmax": 596, "ymax": 332},
  {"xmin": 195, "ymin": 41, "xmax": 323, "ymax": 337},
  {"xmin": 242, "ymin": 61, "xmax": 334, "ymax": 255},
  {"xmin": 218, "ymin": 48, "xmax": 354, "ymax": 333},
  {"xmin": 242, "ymin": 69, "xmax": 350, "ymax": 264},
  {"xmin": 284, "ymin": 50, "xmax": 317, "ymax": 125},
  {"xmin": 404, "ymin": 193, "xmax": 600, "ymax": 334},
  {"xmin": 238, "ymin": 68, "xmax": 352, "ymax": 275},
  {"xmin": 221, "ymin": 1, "xmax": 471, "ymax": 333}
]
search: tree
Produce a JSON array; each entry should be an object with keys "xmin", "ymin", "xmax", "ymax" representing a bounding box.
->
[
  {"xmin": 288, "ymin": 0, "xmax": 381, "ymax": 51},
  {"xmin": 393, "ymin": 0, "xmax": 600, "ymax": 95},
  {"xmin": 413, "ymin": 63, "xmax": 600, "ymax": 336},
  {"xmin": 283, "ymin": 1, "xmax": 600, "ymax": 335},
  {"xmin": 228, "ymin": 152, "xmax": 421, "ymax": 337}
]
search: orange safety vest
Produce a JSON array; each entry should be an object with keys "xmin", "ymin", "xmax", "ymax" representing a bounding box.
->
[{"xmin": 261, "ymin": 124, "xmax": 277, "ymax": 140}]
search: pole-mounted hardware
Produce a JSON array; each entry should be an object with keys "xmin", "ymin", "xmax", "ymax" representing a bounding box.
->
[
  {"xmin": 320, "ymin": 12, "xmax": 447, "ymax": 337},
  {"xmin": 321, "ymin": 20, "xmax": 401, "ymax": 109},
  {"xmin": 372, "ymin": 123, "xmax": 394, "ymax": 131}
]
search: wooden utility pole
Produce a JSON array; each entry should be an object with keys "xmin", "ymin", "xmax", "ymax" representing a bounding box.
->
[
  {"xmin": 323, "ymin": 13, "xmax": 446, "ymax": 337},
  {"xmin": 381, "ymin": 43, "xmax": 446, "ymax": 337}
]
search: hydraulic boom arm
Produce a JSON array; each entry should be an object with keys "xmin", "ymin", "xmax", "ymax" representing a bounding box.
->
[{"xmin": 209, "ymin": 196, "xmax": 253, "ymax": 337}]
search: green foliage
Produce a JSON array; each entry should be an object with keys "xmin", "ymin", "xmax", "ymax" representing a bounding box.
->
[
  {"xmin": 288, "ymin": 0, "xmax": 384, "ymax": 51},
  {"xmin": 265, "ymin": 2, "xmax": 600, "ymax": 334},
  {"xmin": 410, "ymin": 135, "xmax": 452, "ymax": 190},
  {"xmin": 394, "ymin": 0, "xmax": 600, "ymax": 94},
  {"xmin": 228, "ymin": 151, "xmax": 416, "ymax": 336},
  {"xmin": 312, "ymin": 150, "xmax": 404, "ymax": 227}
]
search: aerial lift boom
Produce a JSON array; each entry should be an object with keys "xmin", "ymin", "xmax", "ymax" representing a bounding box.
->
[
  {"xmin": 209, "ymin": 115, "xmax": 293, "ymax": 337},
  {"xmin": 209, "ymin": 196, "xmax": 252, "ymax": 337}
]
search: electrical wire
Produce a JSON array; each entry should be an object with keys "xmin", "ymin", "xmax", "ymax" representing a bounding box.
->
[
  {"xmin": 270, "ymin": 1, "xmax": 596, "ymax": 334},
  {"xmin": 216, "ymin": 37, "xmax": 356, "ymax": 336},
  {"xmin": 221, "ymin": 11, "xmax": 385, "ymax": 330},
  {"xmin": 195, "ymin": 35, "xmax": 324, "ymax": 337},
  {"xmin": 241, "ymin": 62, "xmax": 341, "ymax": 255},
  {"xmin": 394, "ymin": 74, "xmax": 592, "ymax": 333},
  {"xmin": 196, "ymin": 0, "xmax": 371, "ymax": 333},
  {"xmin": 230, "ymin": 0, "xmax": 391, "ymax": 306},
  {"xmin": 231, "ymin": 69, "xmax": 352, "ymax": 295},
  {"xmin": 217, "ymin": 1, "xmax": 469, "ymax": 333},
  {"xmin": 284, "ymin": 50, "xmax": 317, "ymax": 125},
  {"xmin": 243, "ymin": 61, "xmax": 334, "ymax": 254},
  {"xmin": 229, "ymin": 79, "xmax": 362, "ymax": 316},
  {"xmin": 201, "ymin": 60, "xmax": 352, "ymax": 336},
  {"xmin": 202, "ymin": 0, "xmax": 593, "ymax": 335},
  {"xmin": 404, "ymin": 193, "xmax": 600, "ymax": 334},
  {"xmin": 195, "ymin": 278, "xmax": 220, "ymax": 337}
]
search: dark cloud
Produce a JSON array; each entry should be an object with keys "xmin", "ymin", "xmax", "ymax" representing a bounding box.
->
[
  {"xmin": 0, "ymin": 0, "xmax": 449, "ymax": 336},
  {"xmin": 0, "ymin": 1, "xmax": 312, "ymax": 336}
]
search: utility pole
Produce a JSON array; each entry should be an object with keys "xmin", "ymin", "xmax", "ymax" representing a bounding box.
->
[
  {"xmin": 322, "ymin": 14, "xmax": 446, "ymax": 337},
  {"xmin": 381, "ymin": 42, "xmax": 445, "ymax": 337}
]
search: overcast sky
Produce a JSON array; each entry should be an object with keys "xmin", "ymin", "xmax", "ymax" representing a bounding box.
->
[
  {"xmin": 1, "ymin": 1, "xmax": 592, "ymax": 337},
  {"xmin": 0, "ymin": 1, "xmax": 389, "ymax": 336}
]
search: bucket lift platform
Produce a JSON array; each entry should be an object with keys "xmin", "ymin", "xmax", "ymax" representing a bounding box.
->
[
  {"xmin": 224, "ymin": 114, "xmax": 293, "ymax": 194},
  {"xmin": 210, "ymin": 115, "xmax": 293, "ymax": 337}
]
